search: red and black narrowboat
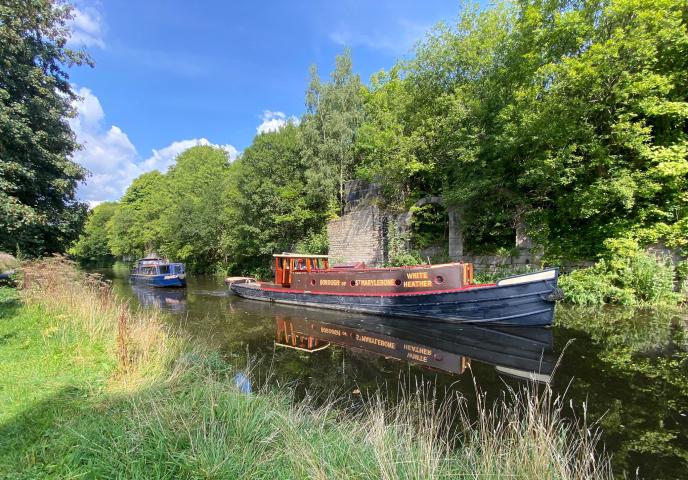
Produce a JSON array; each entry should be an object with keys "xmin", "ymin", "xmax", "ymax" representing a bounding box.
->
[{"xmin": 226, "ymin": 254, "xmax": 561, "ymax": 327}]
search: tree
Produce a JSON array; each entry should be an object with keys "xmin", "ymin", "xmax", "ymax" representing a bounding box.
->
[
  {"xmin": 159, "ymin": 145, "xmax": 232, "ymax": 272},
  {"xmin": 357, "ymin": 3, "xmax": 520, "ymax": 251},
  {"xmin": 108, "ymin": 171, "xmax": 167, "ymax": 258},
  {"xmin": 0, "ymin": 0, "xmax": 92, "ymax": 256},
  {"xmin": 356, "ymin": 0, "xmax": 688, "ymax": 259},
  {"xmin": 80, "ymin": 146, "xmax": 234, "ymax": 271},
  {"xmin": 223, "ymin": 124, "xmax": 326, "ymax": 274},
  {"xmin": 70, "ymin": 202, "xmax": 117, "ymax": 263},
  {"xmin": 355, "ymin": 67, "xmax": 427, "ymax": 204},
  {"xmin": 302, "ymin": 49, "xmax": 364, "ymax": 215},
  {"xmin": 496, "ymin": 0, "xmax": 688, "ymax": 259}
]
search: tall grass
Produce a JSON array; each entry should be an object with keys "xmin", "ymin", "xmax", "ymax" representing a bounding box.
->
[
  {"xmin": 11, "ymin": 256, "xmax": 612, "ymax": 479},
  {"xmin": 0, "ymin": 252, "xmax": 19, "ymax": 272},
  {"xmin": 21, "ymin": 256, "xmax": 182, "ymax": 385}
]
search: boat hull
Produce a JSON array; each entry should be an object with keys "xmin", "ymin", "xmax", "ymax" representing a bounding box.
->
[
  {"xmin": 231, "ymin": 271, "xmax": 559, "ymax": 327},
  {"xmin": 129, "ymin": 274, "xmax": 186, "ymax": 288}
]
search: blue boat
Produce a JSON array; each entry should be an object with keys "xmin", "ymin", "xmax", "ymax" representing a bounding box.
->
[{"xmin": 129, "ymin": 256, "xmax": 187, "ymax": 288}]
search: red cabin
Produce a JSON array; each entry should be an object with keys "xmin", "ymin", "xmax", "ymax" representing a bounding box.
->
[{"xmin": 273, "ymin": 253, "xmax": 330, "ymax": 287}]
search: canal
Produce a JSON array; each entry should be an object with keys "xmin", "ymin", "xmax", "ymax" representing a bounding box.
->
[{"xmin": 98, "ymin": 268, "xmax": 687, "ymax": 479}]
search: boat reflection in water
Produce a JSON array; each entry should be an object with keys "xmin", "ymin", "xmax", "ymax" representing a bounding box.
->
[
  {"xmin": 275, "ymin": 314, "xmax": 554, "ymax": 382},
  {"xmin": 131, "ymin": 284, "xmax": 187, "ymax": 314}
]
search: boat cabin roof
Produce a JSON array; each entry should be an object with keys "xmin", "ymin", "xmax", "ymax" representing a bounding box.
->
[
  {"xmin": 273, "ymin": 253, "xmax": 329, "ymax": 258},
  {"xmin": 136, "ymin": 258, "xmax": 184, "ymax": 266}
]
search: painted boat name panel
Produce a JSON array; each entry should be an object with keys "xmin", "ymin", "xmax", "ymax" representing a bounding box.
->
[{"xmin": 291, "ymin": 263, "xmax": 471, "ymax": 294}]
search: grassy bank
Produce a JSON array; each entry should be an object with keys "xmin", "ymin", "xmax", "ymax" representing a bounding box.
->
[{"xmin": 0, "ymin": 258, "xmax": 611, "ymax": 479}]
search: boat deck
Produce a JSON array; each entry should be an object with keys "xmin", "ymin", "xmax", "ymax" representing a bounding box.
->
[{"xmin": 254, "ymin": 281, "xmax": 497, "ymax": 297}]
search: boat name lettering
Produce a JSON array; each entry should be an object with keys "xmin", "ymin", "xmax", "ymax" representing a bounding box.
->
[
  {"xmin": 320, "ymin": 326, "xmax": 342, "ymax": 336},
  {"xmin": 407, "ymin": 352, "xmax": 429, "ymax": 363},
  {"xmin": 403, "ymin": 344, "xmax": 432, "ymax": 356},
  {"xmin": 356, "ymin": 279, "xmax": 396, "ymax": 287},
  {"xmin": 355, "ymin": 334, "xmax": 396, "ymax": 350},
  {"xmin": 406, "ymin": 272, "xmax": 429, "ymax": 280},
  {"xmin": 319, "ymin": 277, "xmax": 432, "ymax": 288}
]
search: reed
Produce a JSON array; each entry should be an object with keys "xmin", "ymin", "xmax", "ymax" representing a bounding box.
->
[
  {"xmin": 0, "ymin": 252, "xmax": 19, "ymax": 272},
  {"xmin": 3, "ymin": 256, "xmax": 612, "ymax": 479},
  {"xmin": 20, "ymin": 255, "xmax": 183, "ymax": 385}
]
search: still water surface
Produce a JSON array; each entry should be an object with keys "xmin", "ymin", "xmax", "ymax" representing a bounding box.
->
[{"xmin": 98, "ymin": 269, "xmax": 688, "ymax": 479}]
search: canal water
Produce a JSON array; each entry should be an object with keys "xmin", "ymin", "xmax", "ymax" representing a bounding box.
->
[{"xmin": 98, "ymin": 269, "xmax": 687, "ymax": 479}]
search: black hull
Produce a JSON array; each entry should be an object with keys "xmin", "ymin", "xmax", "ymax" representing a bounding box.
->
[{"xmin": 231, "ymin": 272, "xmax": 559, "ymax": 327}]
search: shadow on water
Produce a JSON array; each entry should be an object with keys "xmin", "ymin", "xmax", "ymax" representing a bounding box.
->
[{"xmin": 95, "ymin": 268, "xmax": 688, "ymax": 479}]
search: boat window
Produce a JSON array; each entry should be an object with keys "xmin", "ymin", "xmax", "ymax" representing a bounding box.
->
[{"xmin": 159, "ymin": 265, "xmax": 170, "ymax": 274}]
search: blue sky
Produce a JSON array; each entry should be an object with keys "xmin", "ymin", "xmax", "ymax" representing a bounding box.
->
[{"xmin": 67, "ymin": 0, "xmax": 462, "ymax": 205}]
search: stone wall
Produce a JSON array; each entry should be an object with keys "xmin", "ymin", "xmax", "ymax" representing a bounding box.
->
[
  {"xmin": 459, "ymin": 254, "xmax": 594, "ymax": 273},
  {"xmin": 327, "ymin": 205, "xmax": 385, "ymax": 266}
]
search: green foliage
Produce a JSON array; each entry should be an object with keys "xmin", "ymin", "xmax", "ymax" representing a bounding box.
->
[
  {"xmin": 74, "ymin": 125, "xmax": 332, "ymax": 274},
  {"xmin": 75, "ymin": 146, "xmax": 235, "ymax": 272},
  {"xmin": 676, "ymin": 260, "xmax": 688, "ymax": 292},
  {"xmin": 355, "ymin": 0, "xmax": 688, "ymax": 260},
  {"xmin": 302, "ymin": 49, "xmax": 365, "ymax": 215},
  {"xmin": 0, "ymin": 0, "xmax": 91, "ymax": 256},
  {"xmin": 294, "ymin": 227, "xmax": 329, "ymax": 255},
  {"xmin": 560, "ymin": 242, "xmax": 681, "ymax": 306},
  {"xmin": 559, "ymin": 263, "xmax": 622, "ymax": 306},
  {"xmin": 222, "ymin": 124, "xmax": 328, "ymax": 273},
  {"xmin": 108, "ymin": 171, "xmax": 168, "ymax": 259},
  {"xmin": 386, "ymin": 250, "xmax": 424, "ymax": 267},
  {"xmin": 410, "ymin": 203, "xmax": 447, "ymax": 250},
  {"xmin": 69, "ymin": 202, "xmax": 118, "ymax": 263},
  {"xmin": 356, "ymin": 67, "xmax": 427, "ymax": 201},
  {"xmin": 158, "ymin": 146, "xmax": 231, "ymax": 271},
  {"xmin": 383, "ymin": 220, "xmax": 428, "ymax": 266}
]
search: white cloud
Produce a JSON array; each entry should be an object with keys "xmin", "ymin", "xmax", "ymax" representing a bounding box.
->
[
  {"xmin": 68, "ymin": 6, "xmax": 105, "ymax": 49},
  {"xmin": 256, "ymin": 110, "xmax": 299, "ymax": 134},
  {"xmin": 140, "ymin": 138, "xmax": 238, "ymax": 173},
  {"xmin": 70, "ymin": 87, "xmax": 238, "ymax": 204},
  {"xmin": 70, "ymin": 88, "xmax": 138, "ymax": 202}
]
